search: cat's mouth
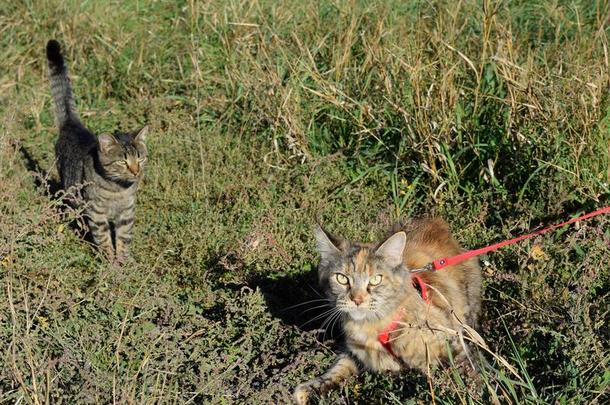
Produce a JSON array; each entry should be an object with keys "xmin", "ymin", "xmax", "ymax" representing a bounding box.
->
[
  {"xmin": 107, "ymin": 175, "xmax": 137, "ymax": 187},
  {"xmin": 343, "ymin": 305, "xmax": 377, "ymax": 321},
  {"xmin": 334, "ymin": 297, "xmax": 385, "ymax": 321}
]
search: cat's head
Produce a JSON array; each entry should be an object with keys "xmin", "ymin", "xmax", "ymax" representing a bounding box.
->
[
  {"xmin": 97, "ymin": 126, "xmax": 148, "ymax": 182},
  {"xmin": 314, "ymin": 225, "xmax": 409, "ymax": 321}
]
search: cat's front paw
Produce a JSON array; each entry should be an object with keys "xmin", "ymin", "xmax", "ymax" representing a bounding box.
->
[
  {"xmin": 293, "ymin": 382, "xmax": 314, "ymax": 405},
  {"xmin": 101, "ymin": 250, "xmax": 115, "ymax": 264},
  {"xmin": 113, "ymin": 254, "xmax": 129, "ymax": 267}
]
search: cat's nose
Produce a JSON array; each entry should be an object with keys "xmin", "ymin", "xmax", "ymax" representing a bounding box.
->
[
  {"xmin": 128, "ymin": 163, "xmax": 139, "ymax": 176},
  {"xmin": 352, "ymin": 295, "xmax": 365, "ymax": 306}
]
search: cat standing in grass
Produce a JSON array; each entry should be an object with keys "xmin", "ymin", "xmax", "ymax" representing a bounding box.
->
[
  {"xmin": 46, "ymin": 40, "xmax": 149, "ymax": 264},
  {"xmin": 294, "ymin": 219, "xmax": 482, "ymax": 404}
]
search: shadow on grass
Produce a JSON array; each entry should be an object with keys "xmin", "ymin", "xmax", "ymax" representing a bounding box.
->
[
  {"xmin": 249, "ymin": 270, "xmax": 338, "ymax": 333},
  {"xmin": 18, "ymin": 144, "xmax": 61, "ymax": 196},
  {"xmin": 18, "ymin": 143, "xmax": 91, "ymax": 242},
  {"xmin": 203, "ymin": 251, "xmax": 341, "ymax": 337}
]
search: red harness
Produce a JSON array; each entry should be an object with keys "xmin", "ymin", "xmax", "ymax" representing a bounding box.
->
[{"xmin": 377, "ymin": 275, "xmax": 428, "ymax": 357}]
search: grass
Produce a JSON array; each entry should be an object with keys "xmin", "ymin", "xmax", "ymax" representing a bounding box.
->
[{"xmin": 1, "ymin": 0, "xmax": 609, "ymax": 403}]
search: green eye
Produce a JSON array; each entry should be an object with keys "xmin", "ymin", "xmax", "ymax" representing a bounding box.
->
[
  {"xmin": 369, "ymin": 274, "xmax": 383, "ymax": 286},
  {"xmin": 335, "ymin": 273, "xmax": 349, "ymax": 285}
]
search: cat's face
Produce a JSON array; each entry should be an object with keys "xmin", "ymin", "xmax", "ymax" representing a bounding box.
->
[
  {"xmin": 314, "ymin": 226, "xmax": 408, "ymax": 322},
  {"xmin": 97, "ymin": 126, "xmax": 148, "ymax": 182}
]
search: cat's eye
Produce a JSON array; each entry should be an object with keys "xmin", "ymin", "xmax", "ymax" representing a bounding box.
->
[
  {"xmin": 335, "ymin": 273, "xmax": 349, "ymax": 285},
  {"xmin": 369, "ymin": 274, "xmax": 383, "ymax": 286}
]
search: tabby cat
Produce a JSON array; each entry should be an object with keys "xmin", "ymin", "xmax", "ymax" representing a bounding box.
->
[
  {"xmin": 294, "ymin": 219, "xmax": 482, "ymax": 404},
  {"xmin": 46, "ymin": 40, "xmax": 148, "ymax": 264}
]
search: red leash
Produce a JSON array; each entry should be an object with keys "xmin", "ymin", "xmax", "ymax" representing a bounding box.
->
[{"xmin": 411, "ymin": 205, "xmax": 610, "ymax": 273}]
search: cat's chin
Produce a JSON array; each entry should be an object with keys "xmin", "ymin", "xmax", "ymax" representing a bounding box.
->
[{"xmin": 346, "ymin": 309, "xmax": 371, "ymax": 321}]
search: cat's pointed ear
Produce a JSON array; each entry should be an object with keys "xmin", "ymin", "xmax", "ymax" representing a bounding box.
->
[
  {"xmin": 314, "ymin": 224, "xmax": 342, "ymax": 262},
  {"xmin": 133, "ymin": 126, "xmax": 149, "ymax": 142},
  {"xmin": 98, "ymin": 134, "xmax": 117, "ymax": 153},
  {"xmin": 376, "ymin": 231, "xmax": 406, "ymax": 268}
]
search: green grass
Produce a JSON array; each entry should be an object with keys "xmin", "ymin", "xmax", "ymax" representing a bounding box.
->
[{"xmin": 1, "ymin": 0, "xmax": 609, "ymax": 403}]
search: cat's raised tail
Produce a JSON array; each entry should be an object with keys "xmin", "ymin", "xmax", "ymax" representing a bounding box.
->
[{"xmin": 46, "ymin": 40, "xmax": 79, "ymax": 127}]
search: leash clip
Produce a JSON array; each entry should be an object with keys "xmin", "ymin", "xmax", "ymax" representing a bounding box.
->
[{"xmin": 409, "ymin": 262, "xmax": 435, "ymax": 274}]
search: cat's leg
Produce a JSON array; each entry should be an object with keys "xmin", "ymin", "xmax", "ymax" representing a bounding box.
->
[
  {"xmin": 114, "ymin": 211, "xmax": 134, "ymax": 265},
  {"xmin": 294, "ymin": 353, "xmax": 359, "ymax": 405},
  {"xmin": 87, "ymin": 213, "xmax": 114, "ymax": 261}
]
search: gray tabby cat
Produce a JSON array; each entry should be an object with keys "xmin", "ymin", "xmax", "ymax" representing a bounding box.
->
[{"xmin": 46, "ymin": 39, "xmax": 148, "ymax": 264}]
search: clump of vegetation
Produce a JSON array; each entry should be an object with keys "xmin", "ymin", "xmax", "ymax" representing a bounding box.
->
[{"xmin": 1, "ymin": 0, "xmax": 608, "ymax": 403}]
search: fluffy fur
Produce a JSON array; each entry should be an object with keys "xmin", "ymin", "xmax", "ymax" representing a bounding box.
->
[
  {"xmin": 46, "ymin": 39, "xmax": 149, "ymax": 263},
  {"xmin": 294, "ymin": 219, "xmax": 482, "ymax": 404}
]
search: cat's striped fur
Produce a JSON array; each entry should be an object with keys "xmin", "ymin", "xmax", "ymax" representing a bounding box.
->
[
  {"xmin": 46, "ymin": 40, "xmax": 148, "ymax": 263},
  {"xmin": 294, "ymin": 219, "xmax": 482, "ymax": 404}
]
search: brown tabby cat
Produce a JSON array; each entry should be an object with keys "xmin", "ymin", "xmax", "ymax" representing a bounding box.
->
[
  {"xmin": 46, "ymin": 40, "xmax": 148, "ymax": 264},
  {"xmin": 294, "ymin": 219, "xmax": 482, "ymax": 404}
]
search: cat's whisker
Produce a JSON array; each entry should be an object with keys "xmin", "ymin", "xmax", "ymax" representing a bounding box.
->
[
  {"xmin": 307, "ymin": 284, "xmax": 326, "ymax": 299},
  {"xmin": 371, "ymin": 308, "xmax": 385, "ymax": 321},
  {"xmin": 290, "ymin": 298, "xmax": 332, "ymax": 306},
  {"xmin": 321, "ymin": 310, "xmax": 344, "ymax": 342},
  {"xmin": 300, "ymin": 307, "xmax": 339, "ymax": 328},
  {"xmin": 283, "ymin": 298, "xmax": 332, "ymax": 311},
  {"xmin": 297, "ymin": 303, "xmax": 333, "ymax": 316},
  {"xmin": 318, "ymin": 312, "xmax": 339, "ymax": 341},
  {"xmin": 307, "ymin": 306, "xmax": 337, "ymax": 321},
  {"xmin": 318, "ymin": 314, "xmax": 335, "ymax": 337},
  {"xmin": 370, "ymin": 302, "xmax": 392, "ymax": 320},
  {"xmin": 323, "ymin": 309, "xmax": 341, "ymax": 327},
  {"xmin": 319, "ymin": 307, "xmax": 341, "ymax": 327},
  {"xmin": 326, "ymin": 313, "xmax": 342, "ymax": 340}
]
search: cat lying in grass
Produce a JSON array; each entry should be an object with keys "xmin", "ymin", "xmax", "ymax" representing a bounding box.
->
[
  {"xmin": 294, "ymin": 219, "xmax": 482, "ymax": 404},
  {"xmin": 46, "ymin": 40, "xmax": 149, "ymax": 264}
]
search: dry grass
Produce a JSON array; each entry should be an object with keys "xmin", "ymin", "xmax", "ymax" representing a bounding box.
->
[{"xmin": 1, "ymin": 0, "xmax": 609, "ymax": 403}]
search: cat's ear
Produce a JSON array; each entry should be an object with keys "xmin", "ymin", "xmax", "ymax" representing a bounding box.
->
[
  {"xmin": 133, "ymin": 126, "xmax": 149, "ymax": 142},
  {"xmin": 314, "ymin": 225, "xmax": 342, "ymax": 262},
  {"xmin": 98, "ymin": 134, "xmax": 117, "ymax": 153},
  {"xmin": 376, "ymin": 231, "xmax": 406, "ymax": 268}
]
